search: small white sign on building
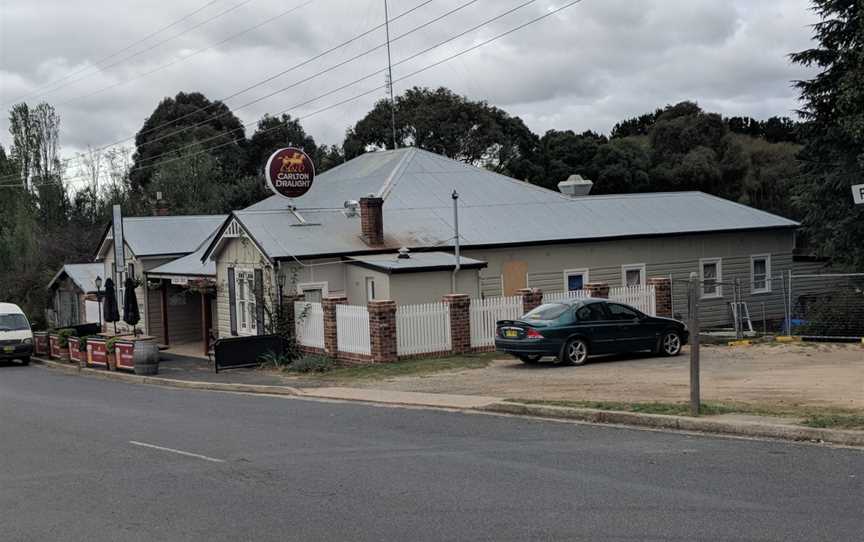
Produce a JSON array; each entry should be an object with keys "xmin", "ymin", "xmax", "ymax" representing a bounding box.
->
[
  {"xmin": 171, "ymin": 277, "xmax": 189, "ymax": 286},
  {"xmin": 853, "ymin": 183, "xmax": 864, "ymax": 205}
]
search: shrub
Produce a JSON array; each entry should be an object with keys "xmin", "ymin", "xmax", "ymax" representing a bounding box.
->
[
  {"xmin": 77, "ymin": 335, "xmax": 93, "ymax": 352},
  {"xmin": 259, "ymin": 350, "xmax": 294, "ymax": 369},
  {"xmin": 288, "ymin": 355, "xmax": 336, "ymax": 374},
  {"xmin": 57, "ymin": 328, "xmax": 77, "ymax": 348},
  {"xmin": 106, "ymin": 337, "xmax": 122, "ymax": 354}
]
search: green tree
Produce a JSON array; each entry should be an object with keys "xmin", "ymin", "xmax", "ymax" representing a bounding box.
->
[
  {"xmin": 790, "ymin": 0, "xmax": 864, "ymax": 267},
  {"xmin": 246, "ymin": 113, "xmax": 318, "ymax": 175},
  {"xmin": 130, "ymin": 92, "xmax": 246, "ymax": 189},
  {"xmin": 536, "ymin": 129, "xmax": 606, "ymax": 191}
]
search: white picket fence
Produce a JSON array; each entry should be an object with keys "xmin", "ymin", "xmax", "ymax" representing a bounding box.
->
[
  {"xmin": 396, "ymin": 302, "xmax": 452, "ymax": 356},
  {"xmin": 336, "ymin": 304, "xmax": 371, "ymax": 355},
  {"xmin": 294, "ymin": 301, "xmax": 325, "ymax": 349},
  {"xmin": 544, "ymin": 290, "xmax": 591, "ymax": 303},
  {"xmin": 469, "ymin": 295, "xmax": 523, "ymax": 348},
  {"xmin": 610, "ymin": 285, "xmax": 656, "ymax": 316}
]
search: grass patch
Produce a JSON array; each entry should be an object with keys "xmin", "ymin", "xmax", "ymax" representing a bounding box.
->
[
  {"xmin": 508, "ymin": 399, "xmax": 864, "ymax": 428},
  {"xmin": 307, "ymin": 352, "xmax": 497, "ymax": 381},
  {"xmin": 801, "ymin": 415, "xmax": 864, "ymax": 430}
]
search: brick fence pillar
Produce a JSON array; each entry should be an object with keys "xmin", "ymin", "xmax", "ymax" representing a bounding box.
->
[
  {"xmin": 585, "ymin": 282, "xmax": 610, "ymax": 299},
  {"xmin": 368, "ymin": 300, "xmax": 398, "ymax": 363},
  {"xmin": 322, "ymin": 295, "xmax": 348, "ymax": 356},
  {"xmin": 281, "ymin": 293, "xmax": 304, "ymax": 338},
  {"xmin": 443, "ymin": 294, "xmax": 471, "ymax": 354},
  {"xmin": 517, "ymin": 288, "xmax": 543, "ymax": 314},
  {"xmin": 647, "ymin": 277, "xmax": 673, "ymax": 318}
]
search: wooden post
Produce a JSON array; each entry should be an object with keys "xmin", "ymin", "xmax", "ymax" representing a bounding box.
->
[
  {"xmin": 201, "ymin": 292, "xmax": 208, "ymax": 356},
  {"xmin": 688, "ymin": 272, "xmax": 700, "ymax": 416},
  {"xmin": 161, "ymin": 279, "xmax": 169, "ymax": 345}
]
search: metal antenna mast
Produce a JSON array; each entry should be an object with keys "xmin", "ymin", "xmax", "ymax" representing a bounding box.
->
[{"xmin": 384, "ymin": 0, "xmax": 398, "ymax": 149}]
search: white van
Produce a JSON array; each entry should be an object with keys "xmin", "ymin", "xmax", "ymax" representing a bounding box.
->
[{"xmin": 0, "ymin": 303, "xmax": 33, "ymax": 365}]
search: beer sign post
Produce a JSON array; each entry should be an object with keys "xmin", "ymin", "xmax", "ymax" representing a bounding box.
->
[
  {"xmin": 852, "ymin": 183, "xmax": 864, "ymax": 205},
  {"xmin": 265, "ymin": 147, "xmax": 315, "ymax": 200}
]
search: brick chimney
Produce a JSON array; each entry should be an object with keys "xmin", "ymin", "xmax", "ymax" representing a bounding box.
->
[{"xmin": 359, "ymin": 196, "xmax": 384, "ymax": 245}]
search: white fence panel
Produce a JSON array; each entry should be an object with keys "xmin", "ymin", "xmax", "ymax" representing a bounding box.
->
[
  {"xmin": 610, "ymin": 285, "xmax": 656, "ymax": 316},
  {"xmin": 396, "ymin": 302, "xmax": 451, "ymax": 356},
  {"xmin": 336, "ymin": 304, "xmax": 371, "ymax": 355},
  {"xmin": 469, "ymin": 295, "xmax": 523, "ymax": 348},
  {"xmin": 544, "ymin": 290, "xmax": 591, "ymax": 303},
  {"xmin": 294, "ymin": 301, "xmax": 325, "ymax": 349}
]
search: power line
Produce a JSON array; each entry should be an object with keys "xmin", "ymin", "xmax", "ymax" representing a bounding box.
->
[
  {"xmin": 4, "ymin": 0, "xmax": 256, "ymax": 106},
  {"xmin": 2, "ymin": 0, "xmax": 225, "ymax": 105},
  {"xmin": 0, "ymin": 0, "xmax": 437, "ymax": 183},
  {"xmin": 54, "ymin": 0, "xmax": 315, "ymax": 108},
  {"xmin": 12, "ymin": 0, "xmax": 583, "ymax": 188}
]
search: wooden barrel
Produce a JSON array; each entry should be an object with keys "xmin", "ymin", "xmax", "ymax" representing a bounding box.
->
[{"xmin": 132, "ymin": 339, "xmax": 160, "ymax": 375}]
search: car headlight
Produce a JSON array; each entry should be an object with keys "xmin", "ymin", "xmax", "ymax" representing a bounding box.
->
[{"xmin": 23, "ymin": 337, "xmax": 33, "ymax": 344}]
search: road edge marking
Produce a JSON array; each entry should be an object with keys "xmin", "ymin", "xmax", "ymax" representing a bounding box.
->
[{"xmin": 129, "ymin": 440, "xmax": 225, "ymax": 463}]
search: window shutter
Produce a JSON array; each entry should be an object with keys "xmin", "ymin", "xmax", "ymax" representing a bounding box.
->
[
  {"xmin": 227, "ymin": 267, "xmax": 237, "ymax": 336},
  {"xmin": 254, "ymin": 268, "xmax": 265, "ymax": 335}
]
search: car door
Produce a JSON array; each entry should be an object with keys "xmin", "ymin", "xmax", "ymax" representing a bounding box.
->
[
  {"xmin": 574, "ymin": 302, "xmax": 617, "ymax": 353},
  {"xmin": 603, "ymin": 302, "xmax": 643, "ymax": 352}
]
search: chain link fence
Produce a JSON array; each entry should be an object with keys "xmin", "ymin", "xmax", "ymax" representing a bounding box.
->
[{"xmin": 787, "ymin": 272, "xmax": 864, "ymax": 340}]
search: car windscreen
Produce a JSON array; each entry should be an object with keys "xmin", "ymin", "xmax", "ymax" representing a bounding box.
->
[
  {"xmin": 0, "ymin": 313, "xmax": 29, "ymax": 331},
  {"xmin": 523, "ymin": 303, "xmax": 569, "ymax": 321}
]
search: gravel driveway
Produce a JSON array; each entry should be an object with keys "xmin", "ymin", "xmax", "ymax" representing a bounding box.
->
[{"xmin": 347, "ymin": 343, "xmax": 864, "ymax": 409}]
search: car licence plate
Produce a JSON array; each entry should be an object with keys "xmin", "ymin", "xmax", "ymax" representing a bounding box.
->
[
  {"xmin": 3, "ymin": 346, "xmax": 14, "ymax": 353},
  {"xmin": 504, "ymin": 329, "xmax": 518, "ymax": 338}
]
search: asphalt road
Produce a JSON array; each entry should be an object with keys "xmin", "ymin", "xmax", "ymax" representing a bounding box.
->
[{"xmin": 1, "ymin": 365, "xmax": 862, "ymax": 542}]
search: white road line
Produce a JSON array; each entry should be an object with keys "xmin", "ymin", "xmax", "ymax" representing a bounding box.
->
[{"xmin": 129, "ymin": 441, "xmax": 226, "ymax": 463}]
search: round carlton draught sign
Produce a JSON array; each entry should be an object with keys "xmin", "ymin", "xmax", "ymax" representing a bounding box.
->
[{"xmin": 265, "ymin": 147, "xmax": 315, "ymax": 199}]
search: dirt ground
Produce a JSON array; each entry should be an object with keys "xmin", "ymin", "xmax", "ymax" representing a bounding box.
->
[{"xmin": 347, "ymin": 343, "xmax": 864, "ymax": 410}]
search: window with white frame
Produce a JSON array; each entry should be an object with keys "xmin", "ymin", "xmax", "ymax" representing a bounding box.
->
[
  {"xmin": 365, "ymin": 277, "xmax": 376, "ymax": 302},
  {"xmin": 751, "ymin": 254, "xmax": 771, "ymax": 294},
  {"xmin": 235, "ymin": 270, "xmax": 256, "ymax": 334},
  {"xmin": 621, "ymin": 263, "xmax": 646, "ymax": 287},
  {"xmin": 298, "ymin": 282, "xmax": 328, "ymax": 303},
  {"xmin": 700, "ymin": 258, "xmax": 722, "ymax": 298},
  {"xmin": 563, "ymin": 268, "xmax": 589, "ymax": 291}
]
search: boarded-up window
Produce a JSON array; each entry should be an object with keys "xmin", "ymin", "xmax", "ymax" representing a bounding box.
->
[{"xmin": 502, "ymin": 260, "xmax": 528, "ymax": 296}]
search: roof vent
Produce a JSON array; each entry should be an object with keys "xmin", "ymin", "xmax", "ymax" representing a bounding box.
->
[
  {"xmin": 343, "ymin": 200, "xmax": 359, "ymax": 218},
  {"xmin": 557, "ymin": 174, "xmax": 593, "ymax": 197},
  {"xmin": 397, "ymin": 247, "xmax": 410, "ymax": 259}
]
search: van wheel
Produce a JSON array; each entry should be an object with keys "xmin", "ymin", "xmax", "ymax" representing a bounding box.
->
[
  {"xmin": 560, "ymin": 338, "xmax": 589, "ymax": 366},
  {"xmin": 518, "ymin": 355, "xmax": 542, "ymax": 364},
  {"xmin": 20, "ymin": 357, "xmax": 30, "ymax": 366}
]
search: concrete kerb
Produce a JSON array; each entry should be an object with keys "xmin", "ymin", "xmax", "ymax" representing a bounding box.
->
[
  {"xmin": 482, "ymin": 402, "xmax": 864, "ymax": 448},
  {"xmin": 32, "ymin": 357, "xmax": 864, "ymax": 448}
]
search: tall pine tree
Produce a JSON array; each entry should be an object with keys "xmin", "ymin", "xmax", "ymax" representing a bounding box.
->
[{"xmin": 790, "ymin": 0, "xmax": 864, "ymax": 267}]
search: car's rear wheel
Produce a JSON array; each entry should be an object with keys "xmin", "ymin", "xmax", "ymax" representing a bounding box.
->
[
  {"xmin": 660, "ymin": 331, "xmax": 682, "ymax": 356},
  {"xmin": 560, "ymin": 338, "xmax": 589, "ymax": 366},
  {"xmin": 518, "ymin": 355, "xmax": 542, "ymax": 364},
  {"xmin": 20, "ymin": 356, "xmax": 30, "ymax": 366}
]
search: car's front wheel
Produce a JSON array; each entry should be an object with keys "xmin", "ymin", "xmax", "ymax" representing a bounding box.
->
[
  {"xmin": 659, "ymin": 331, "xmax": 682, "ymax": 356},
  {"xmin": 20, "ymin": 356, "xmax": 30, "ymax": 366},
  {"xmin": 560, "ymin": 338, "xmax": 589, "ymax": 366}
]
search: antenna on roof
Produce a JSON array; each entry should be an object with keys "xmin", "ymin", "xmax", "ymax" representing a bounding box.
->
[{"xmin": 384, "ymin": 0, "xmax": 398, "ymax": 150}]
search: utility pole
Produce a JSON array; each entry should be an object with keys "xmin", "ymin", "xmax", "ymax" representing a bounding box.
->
[
  {"xmin": 384, "ymin": 0, "xmax": 398, "ymax": 150},
  {"xmin": 451, "ymin": 189, "xmax": 460, "ymax": 293},
  {"xmin": 688, "ymin": 272, "xmax": 701, "ymax": 416}
]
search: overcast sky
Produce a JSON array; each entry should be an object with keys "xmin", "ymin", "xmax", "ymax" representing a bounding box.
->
[{"xmin": 0, "ymin": 0, "xmax": 818, "ymax": 184}]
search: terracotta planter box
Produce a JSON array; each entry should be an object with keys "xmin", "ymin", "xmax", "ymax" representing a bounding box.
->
[
  {"xmin": 86, "ymin": 338, "xmax": 108, "ymax": 369},
  {"xmin": 68, "ymin": 337, "xmax": 83, "ymax": 364},
  {"xmin": 115, "ymin": 341, "xmax": 135, "ymax": 372},
  {"xmin": 48, "ymin": 334, "xmax": 69, "ymax": 360},
  {"xmin": 33, "ymin": 332, "xmax": 49, "ymax": 356}
]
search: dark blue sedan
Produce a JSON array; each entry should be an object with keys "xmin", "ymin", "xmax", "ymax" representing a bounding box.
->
[{"xmin": 495, "ymin": 298, "xmax": 688, "ymax": 365}]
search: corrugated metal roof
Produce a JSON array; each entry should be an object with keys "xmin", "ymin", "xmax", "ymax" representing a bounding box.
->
[
  {"xmin": 119, "ymin": 215, "xmax": 227, "ymax": 257},
  {"xmin": 219, "ymin": 148, "xmax": 798, "ymax": 260},
  {"xmin": 146, "ymin": 231, "xmax": 217, "ymax": 278},
  {"xmin": 347, "ymin": 252, "xmax": 486, "ymax": 273},
  {"xmin": 47, "ymin": 263, "xmax": 103, "ymax": 292}
]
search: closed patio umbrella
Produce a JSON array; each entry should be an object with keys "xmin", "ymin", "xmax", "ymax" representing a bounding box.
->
[
  {"xmin": 103, "ymin": 278, "xmax": 120, "ymax": 334},
  {"xmin": 123, "ymin": 277, "xmax": 140, "ymax": 334}
]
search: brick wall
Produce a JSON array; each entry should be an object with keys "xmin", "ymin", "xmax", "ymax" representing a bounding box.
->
[
  {"xmin": 322, "ymin": 295, "xmax": 347, "ymax": 356},
  {"xmin": 648, "ymin": 277, "xmax": 673, "ymax": 318},
  {"xmin": 368, "ymin": 300, "xmax": 397, "ymax": 363},
  {"xmin": 517, "ymin": 288, "xmax": 543, "ymax": 313},
  {"xmin": 585, "ymin": 282, "xmax": 610, "ymax": 298},
  {"xmin": 443, "ymin": 294, "xmax": 471, "ymax": 354}
]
